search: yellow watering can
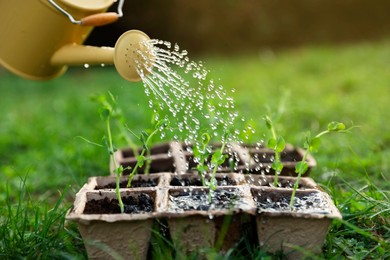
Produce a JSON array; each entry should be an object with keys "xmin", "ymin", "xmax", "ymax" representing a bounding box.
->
[{"xmin": 0, "ymin": 0, "xmax": 153, "ymax": 82}]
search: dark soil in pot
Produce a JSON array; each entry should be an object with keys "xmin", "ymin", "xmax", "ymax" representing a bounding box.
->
[
  {"xmin": 253, "ymin": 190, "xmax": 331, "ymax": 214},
  {"xmin": 272, "ymin": 179, "xmax": 305, "ymax": 189},
  {"xmin": 122, "ymin": 157, "xmax": 176, "ymax": 174},
  {"xmin": 169, "ymin": 188, "xmax": 242, "ymax": 211},
  {"xmin": 246, "ymin": 175, "xmax": 309, "ymax": 189},
  {"xmin": 121, "ymin": 143, "xmax": 171, "ymax": 158},
  {"xmin": 250, "ymin": 150, "xmax": 302, "ymax": 163},
  {"xmin": 170, "ymin": 175, "xmax": 236, "ymax": 187},
  {"xmin": 95, "ymin": 178, "xmax": 158, "ymax": 189},
  {"xmin": 186, "ymin": 154, "xmax": 241, "ymax": 172},
  {"xmin": 83, "ymin": 193, "xmax": 154, "ymax": 214}
]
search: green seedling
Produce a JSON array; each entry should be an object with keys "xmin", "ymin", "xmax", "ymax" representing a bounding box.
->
[
  {"xmin": 93, "ymin": 92, "xmax": 126, "ymax": 213},
  {"xmin": 192, "ymin": 133, "xmax": 212, "ymax": 186},
  {"xmin": 125, "ymin": 119, "xmax": 167, "ymax": 187},
  {"xmin": 209, "ymin": 133, "xmax": 229, "ymax": 191},
  {"xmin": 90, "ymin": 93, "xmax": 168, "ymax": 213},
  {"xmin": 263, "ymin": 115, "xmax": 286, "ymax": 187},
  {"xmin": 289, "ymin": 121, "xmax": 351, "ymax": 208},
  {"xmin": 193, "ymin": 132, "xmax": 229, "ymax": 203}
]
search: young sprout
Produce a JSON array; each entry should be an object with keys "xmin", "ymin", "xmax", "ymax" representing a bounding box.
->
[
  {"xmin": 91, "ymin": 92, "xmax": 169, "ymax": 213},
  {"xmin": 263, "ymin": 115, "xmax": 285, "ymax": 187},
  {"xmin": 192, "ymin": 131, "xmax": 229, "ymax": 203},
  {"xmin": 192, "ymin": 133, "xmax": 212, "ymax": 186},
  {"xmin": 208, "ymin": 140, "xmax": 229, "ymax": 203},
  {"xmin": 289, "ymin": 121, "xmax": 350, "ymax": 208},
  {"xmin": 125, "ymin": 119, "xmax": 167, "ymax": 187},
  {"xmin": 209, "ymin": 132, "xmax": 229, "ymax": 191},
  {"xmin": 93, "ymin": 92, "xmax": 126, "ymax": 213}
]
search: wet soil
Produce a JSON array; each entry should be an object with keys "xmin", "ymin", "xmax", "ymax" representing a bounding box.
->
[
  {"xmin": 247, "ymin": 177, "xmax": 308, "ymax": 189},
  {"xmin": 251, "ymin": 150, "xmax": 302, "ymax": 163},
  {"xmin": 83, "ymin": 193, "xmax": 154, "ymax": 214},
  {"xmin": 170, "ymin": 176, "xmax": 236, "ymax": 186},
  {"xmin": 169, "ymin": 189, "xmax": 241, "ymax": 211},
  {"xmin": 95, "ymin": 179, "xmax": 158, "ymax": 189},
  {"xmin": 254, "ymin": 192, "xmax": 330, "ymax": 213}
]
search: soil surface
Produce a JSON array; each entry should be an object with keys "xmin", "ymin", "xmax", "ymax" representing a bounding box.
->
[
  {"xmin": 83, "ymin": 193, "xmax": 154, "ymax": 214},
  {"xmin": 170, "ymin": 176, "xmax": 236, "ymax": 186},
  {"xmin": 251, "ymin": 150, "xmax": 301, "ymax": 163},
  {"xmin": 169, "ymin": 189, "xmax": 241, "ymax": 211},
  {"xmin": 254, "ymin": 192, "xmax": 330, "ymax": 214},
  {"xmin": 247, "ymin": 176, "xmax": 307, "ymax": 189},
  {"xmin": 95, "ymin": 179, "xmax": 158, "ymax": 189},
  {"xmin": 187, "ymin": 155, "xmax": 241, "ymax": 171}
]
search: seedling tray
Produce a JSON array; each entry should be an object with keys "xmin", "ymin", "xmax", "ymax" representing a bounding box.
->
[{"xmin": 67, "ymin": 171, "xmax": 340, "ymax": 259}]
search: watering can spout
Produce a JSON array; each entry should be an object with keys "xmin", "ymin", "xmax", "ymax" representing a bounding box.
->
[
  {"xmin": 0, "ymin": 0, "xmax": 153, "ymax": 82},
  {"xmin": 51, "ymin": 45, "xmax": 114, "ymax": 66},
  {"xmin": 50, "ymin": 30, "xmax": 154, "ymax": 82}
]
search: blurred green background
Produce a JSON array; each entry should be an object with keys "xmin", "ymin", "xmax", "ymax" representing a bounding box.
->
[
  {"xmin": 87, "ymin": 0, "xmax": 390, "ymax": 54},
  {"xmin": 1, "ymin": 1, "xmax": 389, "ymax": 258}
]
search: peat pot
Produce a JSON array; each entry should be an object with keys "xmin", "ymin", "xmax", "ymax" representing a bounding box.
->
[
  {"xmin": 111, "ymin": 142, "xmax": 316, "ymax": 177},
  {"xmin": 66, "ymin": 176, "xmax": 162, "ymax": 259},
  {"xmin": 252, "ymin": 187, "xmax": 342, "ymax": 259},
  {"xmin": 67, "ymin": 142, "xmax": 341, "ymax": 259},
  {"xmin": 67, "ymin": 172, "xmax": 340, "ymax": 259}
]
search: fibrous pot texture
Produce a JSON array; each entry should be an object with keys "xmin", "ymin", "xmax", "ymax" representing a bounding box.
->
[
  {"xmin": 111, "ymin": 141, "xmax": 316, "ymax": 176},
  {"xmin": 67, "ymin": 142, "xmax": 339, "ymax": 259}
]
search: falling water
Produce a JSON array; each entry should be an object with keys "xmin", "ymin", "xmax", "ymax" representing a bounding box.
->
[{"xmin": 134, "ymin": 39, "xmax": 245, "ymax": 149}]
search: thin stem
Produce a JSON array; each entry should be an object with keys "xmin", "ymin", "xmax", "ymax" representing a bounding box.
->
[
  {"xmin": 208, "ymin": 141, "xmax": 227, "ymax": 203},
  {"xmin": 127, "ymin": 149, "xmax": 145, "ymax": 188},
  {"xmin": 270, "ymin": 125, "xmax": 282, "ymax": 187},
  {"xmin": 106, "ymin": 119, "xmax": 124, "ymax": 213},
  {"xmin": 289, "ymin": 149, "xmax": 309, "ymax": 208},
  {"xmin": 126, "ymin": 127, "xmax": 160, "ymax": 187},
  {"xmin": 212, "ymin": 142, "xmax": 226, "ymax": 178},
  {"xmin": 144, "ymin": 149, "xmax": 151, "ymax": 174},
  {"xmin": 266, "ymin": 116, "xmax": 282, "ymax": 187}
]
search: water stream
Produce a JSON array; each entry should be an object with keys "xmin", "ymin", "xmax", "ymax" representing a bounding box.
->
[
  {"xmin": 129, "ymin": 39, "xmax": 324, "ymax": 215},
  {"xmin": 134, "ymin": 39, "xmax": 248, "ymax": 149}
]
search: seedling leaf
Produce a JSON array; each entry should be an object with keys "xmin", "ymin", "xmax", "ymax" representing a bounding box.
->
[
  {"xmin": 276, "ymin": 136, "xmax": 286, "ymax": 153},
  {"xmin": 328, "ymin": 121, "xmax": 346, "ymax": 132},
  {"xmin": 99, "ymin": 108, "xmax": 111, "ymax": 121},
  {"xmin": 267, "ymin": 137, "xmax": 277, "ymax": 149},
  {"xmin": 137, "ymin": 155, "xmax": 145, "ymax": 167},
  {"xmin": 201, "ymin": 133, "xmax": 211, "ymax": 146},
  {"xmin": 114, "ymin": 165, "xmax": 124, "ymax": 175},
  {"xmin": 309, "ymin": 137, "xmax": 321, "ymax": 152},
  {"xmin": 272, "ymin": 161, "xmax": 283, "ymax": 173},
  {"xmin": 263, "ymin": 115, "xmax": 272, "ymax": 130},
  {"xmin": 295, "ymin": 161, "xmax": 308, "ymax": 174},
  {"xmin": 211, "ymin": 150, "xmax": 228, "ymax": 165}
]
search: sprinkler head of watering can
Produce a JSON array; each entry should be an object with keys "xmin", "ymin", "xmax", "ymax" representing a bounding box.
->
[
  {"xmin": 113, "ymin": 30, "xmax": 155, "ymax": 82},
  {"xmin": 0, "ymin": 1, "xmax": 155, "ymax": 81}
]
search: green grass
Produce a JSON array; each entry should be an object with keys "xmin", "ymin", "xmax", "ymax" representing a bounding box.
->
[{"xmin": 1, "ymin": 40, "xmax": 389, "ymax": 259}]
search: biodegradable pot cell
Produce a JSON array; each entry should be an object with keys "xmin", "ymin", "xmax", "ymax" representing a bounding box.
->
[
  {"xmin": 251, "ymin": 187, "xmax": 342, "ymax": 259},
  {"xmin": 164, "ymin": 186, "xmax": 254, "ymax": 253},
  {"xmin": 241, "ymin": 143, "xmax": 316, "ymax": 176},
  {"xmin": 112, "ymin": 142, "xmax": 316, "ymax": 177},
  {"xmin": 169, "ymin": 172, "xmax": 246, "ymax": 187},
  {"xmin": 66, "ymin": 187, "xmax": 159, "ymax": 260},
  {"xmin": 69, "ymin": 142, "xmax": 339, "ymax": 258},
  {"xmin": 111, "ymin": 142, "xmax": 175, "ymax": 175},
  {"xmin": 90, "ymin": 174, "xmax": 166, "ymax": 190},
  {"xmin": 245, "ymin": 175, "xmax": 319, "ymax": 190}
]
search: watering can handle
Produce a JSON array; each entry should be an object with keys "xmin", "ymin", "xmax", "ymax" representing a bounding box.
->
[
  {"xmin": 81, "ymin": 13, "xmax": 119, "ymax": 26},
  {"xmin": 48, "ymin": 0, "xmax": 124, "ymax": 26}
]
